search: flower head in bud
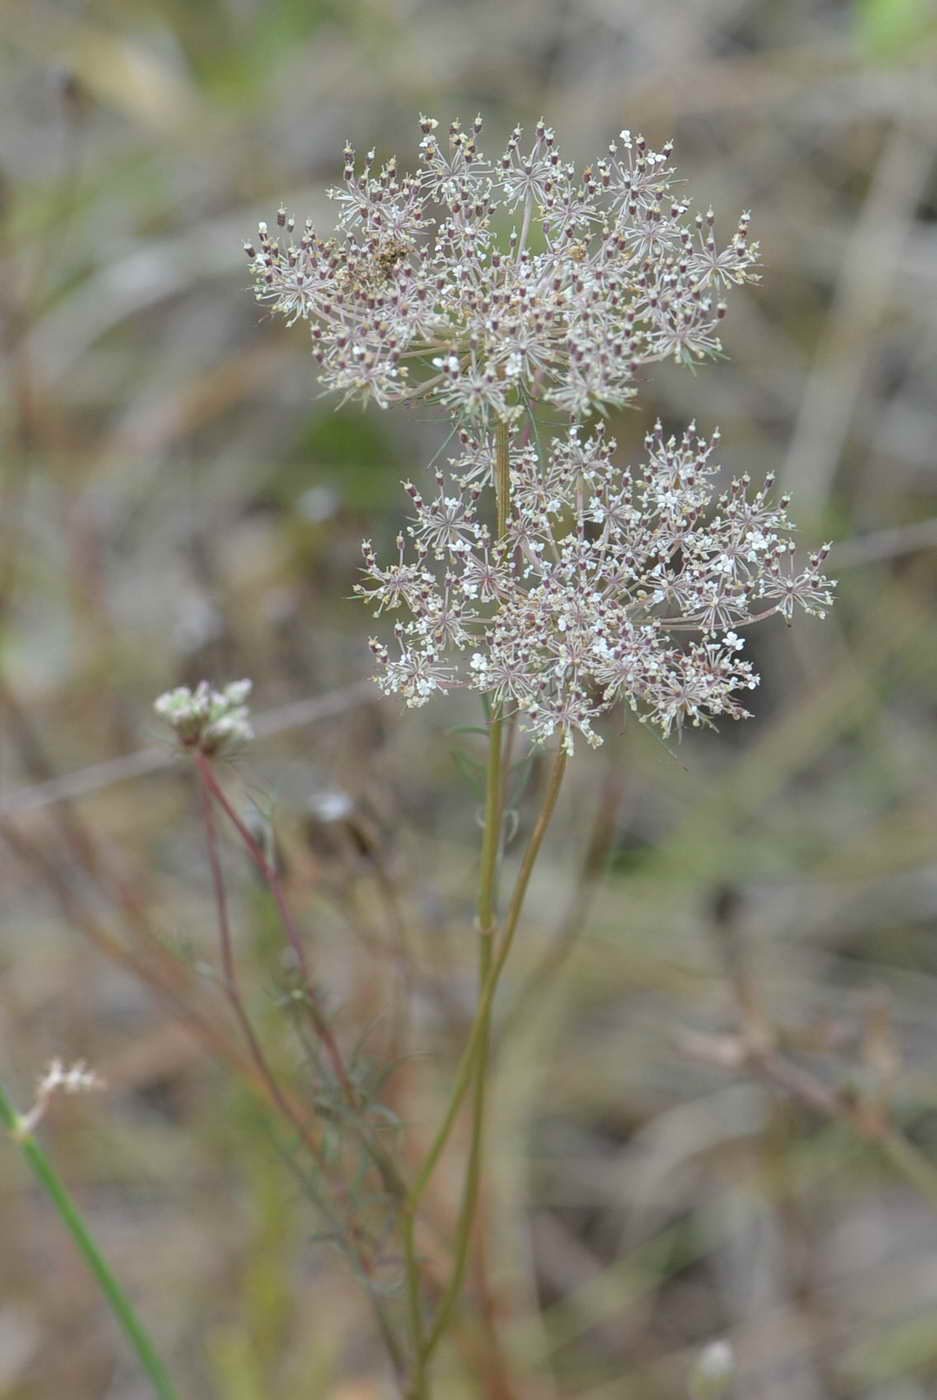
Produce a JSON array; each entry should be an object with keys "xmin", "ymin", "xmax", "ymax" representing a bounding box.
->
[{"xmin": 154, "ymin": 680, "xmax": 254, "ymax": 756}]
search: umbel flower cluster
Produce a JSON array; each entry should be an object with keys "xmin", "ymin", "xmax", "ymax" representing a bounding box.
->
[
  {"xmin": 154, "ymin": 680, "xmax": 253, "ymax": 755},
  {"xmin": 247, "ymin": 117, "xmax": 833, "ymax": 747},
  {"xmin": 246, "ymin": 117, "xmax": 759, "ymax": 419},
  {"xmin": 359, "ymin": 424, "xmax": 833, "ymax": 748}
]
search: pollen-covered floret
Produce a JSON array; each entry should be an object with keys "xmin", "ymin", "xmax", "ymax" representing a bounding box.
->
[
  {"xmin": 359, "ymin": 427, "xmax": 834, "ymax": 750},
  {"xmin": 246, "ymin": 118, "xmax": 760, "ymax": 422}
]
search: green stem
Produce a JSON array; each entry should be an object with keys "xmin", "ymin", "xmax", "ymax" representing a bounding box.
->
[
  {"xmin": 404, "ymin": 1209, "xmax": 427, "ymax": 1389},
  {"xmin": 0, "ymin": 1079, "xmax": 178, "ymax": 1400},
  {"xmin": 408, "ymin": 747, "xmax": 568, "ymax": 1212},
  {"xmin": 419, "ymin": 420, "xmax": 512, "ymax": 1363},
  {"xmin": 402, "ymin": 421, "xmax": 516, "ymax": 1393},
  {"xmin": 403, "ymin": 423, "xmax": 568, "ymax": 1391},
  {"xmin": 494, "ymin": 417, "xmax": 510, "ymax": 541},
  {"xmin": 404, "ymin": 746, "xmax": 568, "ymax": 1386},
  {"xmin": 479, "ymin": 422, "xmax": 511, "ymax": 945}
]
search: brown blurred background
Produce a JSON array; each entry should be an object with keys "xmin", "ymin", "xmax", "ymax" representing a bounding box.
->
[{"xmin": 2, "ymin": 1, "xmax": 937, "ymax": 1396}]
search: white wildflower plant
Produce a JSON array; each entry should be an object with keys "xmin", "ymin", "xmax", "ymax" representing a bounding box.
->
[
  {"xmin": 246, "ymin": 117, "xmax": 759, "ymax": 420},
  {"xmin": 154, "ymin": 679, "xmax": 254, "ymax": 756},
  {"xmin": 247, "ymin": 117, "xmax": 833, "ymax": 751},
  {"xmin": 359, "ymin": 422, "xmax": 833, "ymax": 750},
  {"xmin": 14, "ymin": 1059, "xmax": 104, "ymax": 1138},
  {"xmin": 238, "ymin": 119, "xmax": 837, "ymax": 1380}
]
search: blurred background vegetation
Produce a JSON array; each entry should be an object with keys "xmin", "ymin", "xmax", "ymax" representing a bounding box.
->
[{"xmin": 2, "ymin": 1, "xmax": 937, "ymax": 1396}]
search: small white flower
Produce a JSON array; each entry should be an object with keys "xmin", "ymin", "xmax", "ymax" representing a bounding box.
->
[
  {"xmin": 14, "ymin": 1059, "xmax": 105, "ymax": 1138},
  {"xmin": 154, "ymin": 679, "xmax": 254, "ymax": 756}
]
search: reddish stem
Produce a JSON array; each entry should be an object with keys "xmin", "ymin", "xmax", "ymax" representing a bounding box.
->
[
  {"xmin": 197, "ymin": 767, "xmax": 328, "ymax": 1164},
  {"xmin": 194, "ymin": 754, "xmax": 358, "ymax": 1108}
]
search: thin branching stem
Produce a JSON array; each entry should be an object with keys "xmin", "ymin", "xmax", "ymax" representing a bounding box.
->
[
  {"xmin": 501, "ymin": 756, "xmax": 624, "ymax": 1041},
  {"xmin": 197, "ymin": 764, "xmax": 408, "ymax": 1381},
  {"xmin": 200, "ymin": 760, "xmax": 412, "ymax": 1203},
  {"xmin": 201, "ymin": 767, "xmax": 406, "ymax": 1204},
  {"xmin": 420, "ymin": 746, "xmax": 568, "ymax": 1365},
  {"xmin": 423, "ymin": 418, "xmax": 511, "ymax": 1361},
  {"xmin": 402, "ymin": 418, "xmax": 512, "ymax": 1392},
  {"xmin": 195, "ymin": 754, "xmax": 358, "ymax": 1108},
  {"xmin": 197, "ymin": 765, "xmax": 329, "ymax": 1166},
  {"xmin": 402, "ymin": 743, "xmax": 568, "ymax": 1390},
  {"xmin": 406, "ymin": 749, "xmax": 568, "ymax": 1210}
]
